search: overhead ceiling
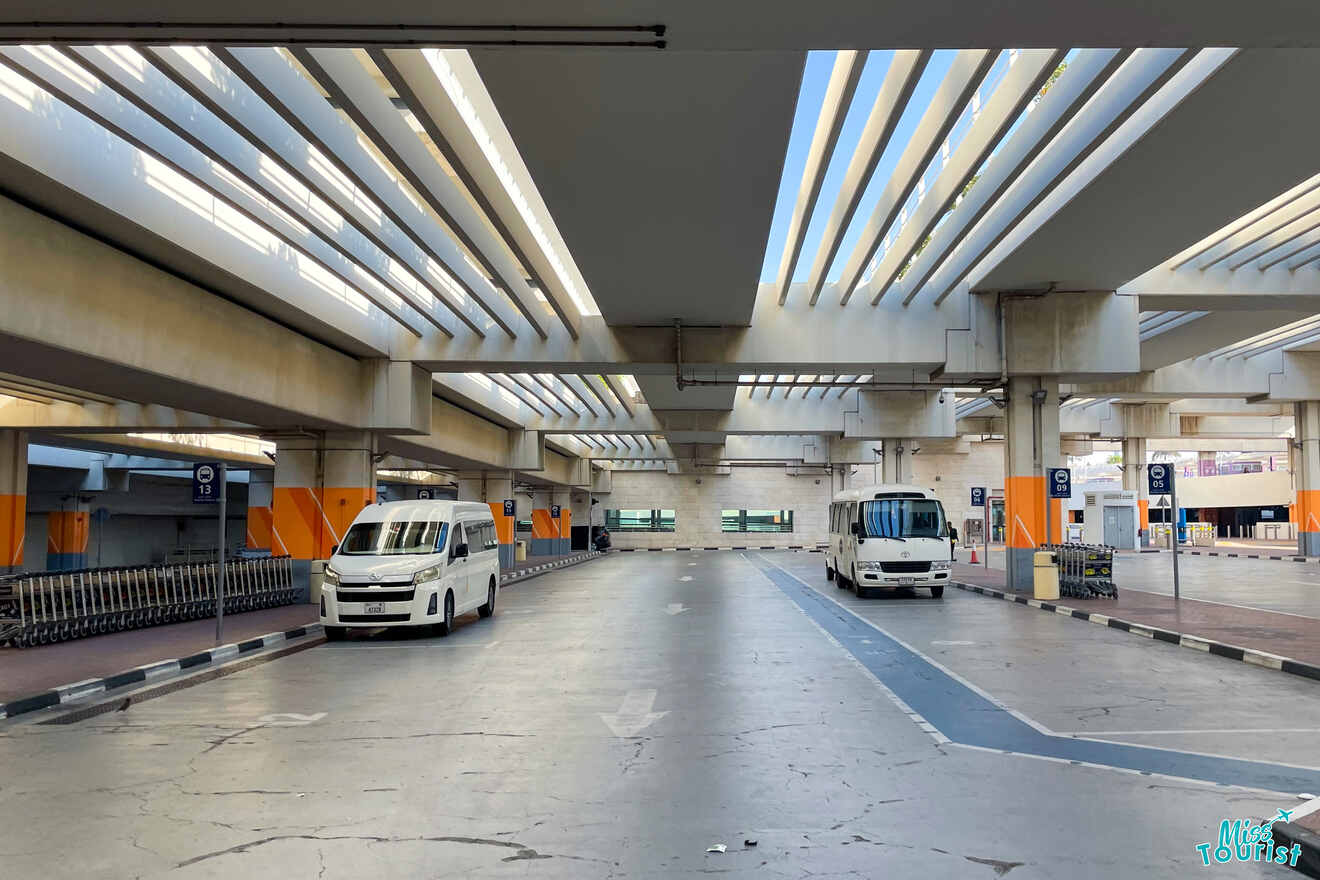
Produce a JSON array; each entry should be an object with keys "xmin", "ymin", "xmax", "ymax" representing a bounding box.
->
[
  {"xmin": 3, "ymin": 1, "xmax": 1320, "ymax": 48},
  {"xmin": 472, "ymin": 50, "xmax": 803, "ymax": 326}
]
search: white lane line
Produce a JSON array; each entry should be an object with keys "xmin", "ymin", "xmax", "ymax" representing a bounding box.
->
[{"xmin": 1058, "ymin": 728, "xmax": 1320, "ymax": 736}]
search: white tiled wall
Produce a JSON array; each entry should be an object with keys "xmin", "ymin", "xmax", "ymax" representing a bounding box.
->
[{"xmin": 602, "ymin": 467, "xmax": 832, "ymax": 548}]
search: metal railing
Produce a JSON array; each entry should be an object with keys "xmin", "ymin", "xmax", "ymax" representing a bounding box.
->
[
  {"xmin": 0, "ymin": 556, "xmax": 296, "ymax": 648},
  {"xmin": 1040, "ymin": 543, "xmax": 1117, "ymax": 599}
]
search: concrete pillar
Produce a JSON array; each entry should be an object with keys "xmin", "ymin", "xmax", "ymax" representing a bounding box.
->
[
  {"xmin": 486, "ymin": 472, "xmax": 515, "ymax": 569},
  {"xmin": 0, "ymin": 430, "xmax": 27, "ymax": 572},
  {"xmin": 529, "ymin": 488, "xmax": 554, "ymax": 557},
  {"xmin": 273, "ymin": 431, "xmax": 376, "ymax": 567},
  {"xmin": 552, "ymin": 488, "xmax": 572, "ymax": 554},
  {"xmin": 881, "ymin": 439, "xmax": 912, "ymax": 484},
  {"xmin": 1003, "ymin": 377, "xmax": 1061, "ymax": 590},
  {"xmin": 831, "ymin": 465, "xmax": 847, "ymax": 496},
  {"xmin": 456, "ymin": 473, "xmax": 485, "ymax": 503},
  {"xmin": 47, "ymin": 495, "xmax": 89, "ymax": 571},
  {"xmin": 1121, "ymin": 438, "xmax": 1150, "ymax": 547},
  {"xmin": 1295, "ymin": 402, "xmax": 1320, "ymax": 556},
  {"xmin": 246, "ymin": 467, "xmax": 274, "ymax": 551}
]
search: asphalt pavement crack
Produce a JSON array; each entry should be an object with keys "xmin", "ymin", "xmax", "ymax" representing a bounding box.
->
[
  {"xmin": 175, "ymin": 833, "xmax": 547, "ymax": 869},
  {"xmin": 964, "ymin": 855, "xmax": 1026, "ymax": 875}
]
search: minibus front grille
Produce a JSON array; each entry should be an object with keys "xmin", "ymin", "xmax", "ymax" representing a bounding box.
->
[
  {"xmin": 336, "ymin": 589, "xmax": 416, "ymax": 603},
  {"xmin": 879, "ymin": 561, "xmax": 931, "ymax": 574}
]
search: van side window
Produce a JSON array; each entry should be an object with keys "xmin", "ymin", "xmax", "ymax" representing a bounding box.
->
[
  {"xmin": 449, "ymin": 523, "xmax": 466, "ymax": 559},
  {"xmin": 480, "ymin": 520, "xmax": 497, "ymax": 551}
]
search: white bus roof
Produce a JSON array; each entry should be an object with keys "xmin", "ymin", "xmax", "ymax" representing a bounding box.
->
[
  {"xmin": 351, "ymin": 500, "xmax": 493, "ymax": 523},
  {"xmin": 831, "ymin": 484, "xmax": 939, "ymax": 503}
]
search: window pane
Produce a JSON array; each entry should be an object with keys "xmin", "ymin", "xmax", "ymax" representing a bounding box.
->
[
  {"xmin": 722, "ymin": 509, "xmax": 793, "ymax": 532},
  {"xmin": 605, "ymin": 509, "xmax": 675, "ymax": 532},
  {"xmin": 859, "ymin": 499, "xmax": 945, "ymax": 538}
]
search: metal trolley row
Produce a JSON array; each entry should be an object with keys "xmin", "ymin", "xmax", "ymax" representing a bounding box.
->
[
  {"xmin": 1039, "ymin": 543, "xmax": 1118, "ymax": 599},
  {"xmin": 0, "ymin": 556, "xmax": 296, "ymax": 648}
]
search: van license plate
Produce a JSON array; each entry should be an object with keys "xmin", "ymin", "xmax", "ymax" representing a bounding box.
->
[
  {"xmin": 364, "ymin": 602, "xmax": 386, "ymax": 614},
  {"xmin": 898, "ymin": 577, "xmax": 915, "ymax": 586}
]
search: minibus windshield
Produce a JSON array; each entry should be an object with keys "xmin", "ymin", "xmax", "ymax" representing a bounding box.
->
[
  {"xmin": 339, "ymin": 520, "xmax": 448, "ymax": 555},
  {"xmin": 859, "ymin": 499, "xmax": 945, "ymax": 539}
]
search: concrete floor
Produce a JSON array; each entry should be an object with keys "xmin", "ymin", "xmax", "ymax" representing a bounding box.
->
[{"xmin": 0, "ymin": 551, "xmax": 1310, "ymax": 878}]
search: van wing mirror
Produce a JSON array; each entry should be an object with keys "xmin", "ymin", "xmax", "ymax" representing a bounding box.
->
[
  {"xmin": 330, "ymin": 543, "xmax": 339, "ymax": 556},
  {"xmin": 849, "ymin": 522, "xmax": 859, "ymax": 536},
  {"xmin": 454, "ymin": 543, "xmax": 469, "ymax": 559}
]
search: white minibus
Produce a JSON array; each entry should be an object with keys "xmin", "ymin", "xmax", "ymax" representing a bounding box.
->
[
  {"xmin": 321, "ymin": 500, "xmax": 501, "ymax": 639},
  {"xmin": 827, "ymin": 484, "xmax": 952, "ymax": 598}
]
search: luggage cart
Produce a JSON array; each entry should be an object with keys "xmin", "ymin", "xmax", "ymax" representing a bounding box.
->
[
  {"xmin": 0, "ymin": 556, "xmax": 297, "ymax": 647},
  {"xmin": 1040, "ymin": 543, "xmax": 1118, "ymax": 599}
]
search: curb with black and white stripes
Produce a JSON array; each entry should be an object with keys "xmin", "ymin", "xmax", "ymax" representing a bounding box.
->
[
  {"xmin": 499, "ymin": 550, "xmax": 602, "ymax": 585},
  {"xmin": 0, "ymin": 624, "xmax": 322, "ymax": 721},
  {"xmin": 614, "ymin": 544, "xmax": 829, "ymax": 553},
  {"xmin": 1140, "ymin": 547, "xmax": 1312, "ymax": 563},
  {"xmin": 952, "ymin": 581, "xmax": 1320, "ymax": 685}
]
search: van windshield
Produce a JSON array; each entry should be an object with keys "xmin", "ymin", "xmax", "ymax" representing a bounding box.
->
[
  {"xmin": 859, "ymin": 499, "xmax": 945, "ymax": 539},
  {"xmin": 339, "ymin": 520, "xmax": 448, "ymax": 555}
]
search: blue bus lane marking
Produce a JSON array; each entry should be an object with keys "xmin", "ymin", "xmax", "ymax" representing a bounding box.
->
[{"xmin": 750, "ymin": 554, "xmax": 1320, "ymax": 796}]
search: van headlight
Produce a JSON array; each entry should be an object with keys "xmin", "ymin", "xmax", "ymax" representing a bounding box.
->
[
  {"xmin": 930, "ymin": 560, "xmax": 952, "ymax": 571},
  {"xmin": 413, "ymin": 564, "xmax": 442, "ymax": 585},
  {"xmin": 323, "ymin": 565, "xmax": 340, "ymax": 586},
  {"xmin": 855, "ymin": 561, "xmax": 883, "ymax": 571}
]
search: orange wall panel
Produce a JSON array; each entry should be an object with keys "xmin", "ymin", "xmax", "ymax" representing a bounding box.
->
[
  {"xmin": 1297, "ymin": 489, "xmax": 1320, "ymax": 533},
  {"xmin": 47, "ymin": 510, "xmax": 89, "ymax": 554},
  {"xmin": 488, "ymin": 502, "xmax": 514, "ymax": 544},
  {"xmin": 531, "ymin": 509, "xmax": 556, "ymax": 539},
  {"xmin": 0, "ymin": 493, "xmax": 24, "ymax": 566},
  {"xmin": 246, "ymin": 505, "xmax": 273, "ymax": 550},
  {"xmin": 273, "ymin": 486, "xmax": 375, "ymax": 559}
]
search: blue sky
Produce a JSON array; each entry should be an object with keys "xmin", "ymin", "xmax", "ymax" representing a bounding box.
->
[{"xmin": 760, "ymin": 48, "xmax": 1060, "ymax": 287}]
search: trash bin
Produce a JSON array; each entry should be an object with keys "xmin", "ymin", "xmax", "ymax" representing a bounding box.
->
[
  {"xmin": 515, "ymin": 540, "xmax": 527, "ymax": 562},
  {"xmin": 1033, "ymin": 550, "xmax": 1059, "ymax": 600}
]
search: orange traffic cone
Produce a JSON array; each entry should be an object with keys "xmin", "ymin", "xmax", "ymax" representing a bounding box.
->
[{"xmin": 969, "ymin": 545, "xmax": 979, "ymax": 564}]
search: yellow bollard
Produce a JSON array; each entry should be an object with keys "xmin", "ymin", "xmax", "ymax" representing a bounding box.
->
[{"xmin": 1033, "ymin": 550, "xmax": 1060, "ymax": 600}]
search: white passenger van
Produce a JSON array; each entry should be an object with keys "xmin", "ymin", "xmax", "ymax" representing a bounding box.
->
[
  {"xmin": 827, "ymin": 484, "xmax": 952, "ymax": 598},
  {"xmin": 321, "ymin": 500, "xmax": 501, "ymax": 640}
]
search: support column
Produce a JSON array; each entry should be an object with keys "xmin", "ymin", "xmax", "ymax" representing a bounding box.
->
[
  {"xmin": 881, "ymin": 439, "xmax": 912, "ymax": 484},
  {"xmin": 246, "ymin": 467, "xmax": 274, "ymax": 551},
  {"xmin": 552, "ymin": 489, "xmax": 572, "ymax": 554},
  {"xmin": 831, "ymin": 465, "xmax": 847, "ymax": 495},
  {"xmin": 1003, "ymin": 377, "xmax": 1061, "ymax": 590},
  {"xmin": 1121, "ymin": 438, "xmax": 1150, "ymax": 547},
  {"xmin": 47, "ymin": 496, "xmax": 89, "ymax": 571},
  {"xmin": 456, "ymin": 473, "xmax": 485, "ymax": 503},
  {"xmin": 0, "ymin": 430, "xmax": 26, "ymax": 572},
  {"xmin": 485, "ymin": 472, "xmax": 515, "ymax": 569},
  {"xmin": 273, "ymin": 431, "xmax": 376, "ymax": 580},
  {"xmin": 1295, "ymin": 402, "xmax": 1320, "ymax": 556},
  {"xmin": 529, "ymin": 488, "xmax": 554, "ymax": 557}
]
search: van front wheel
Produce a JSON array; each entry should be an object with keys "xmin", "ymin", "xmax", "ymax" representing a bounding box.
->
[
  {"xmin": 826, "ymin": 561, "xmax": 835, "ymax": 582},
  {"xmin": 435, "ymin": 591, "xmax": 455, "ymax": 636},
  {"xmin": 930, "ymin": 584, "xmax": 945, "ymax": 599},
  {"xmin": 478, "ymin": 578, "xmax": 497, "ymax": 618}
]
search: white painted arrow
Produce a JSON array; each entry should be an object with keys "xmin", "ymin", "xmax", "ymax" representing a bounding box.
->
[
  {"xmin": 665, "ymin": 603, "xmax": 689, "ymax": 615},
  {"xmin": 600, "ymin": 689, "xmax": 667, "ymax": 737},
  {"xmin": 679, "ymin": 575, "xmax": 694, "ymax": 582}
]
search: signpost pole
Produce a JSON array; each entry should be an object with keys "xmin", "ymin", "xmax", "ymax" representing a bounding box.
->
[
  {"xmin": 215, "ymin": 463, "xmax": 227, "ymax": 644},
  {"xmin": 984, "ymin": 503, "xmax": 990, "ymax": 571},
  {"xmin": 1170, "ymin": 473, "xmax": 1180, "ymax": 601}
]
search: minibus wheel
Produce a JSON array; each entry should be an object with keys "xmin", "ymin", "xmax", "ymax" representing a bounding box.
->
[
  {"xmin": 435, "ymin": 590, "xmax": 455, "ymax": 636},
  {"xmin": 478, "ymin": 578, "xmax": 496, "ymax": 618},
  {"xmin": 825, "ymin": 561, "xmax": 835, "ymax": 582},
  {"xmin": 324, "ymin": 626, "xmax": 346, "ymax": 641},
  {"xmin": 930, "ymin": 584, "xmax": 945, "ymax": 599}
]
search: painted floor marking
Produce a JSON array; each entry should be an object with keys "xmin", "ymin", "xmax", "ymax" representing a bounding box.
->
[{"xmin": 749, "ymin": 554, "xmax": 1320, "ymax": 796}]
